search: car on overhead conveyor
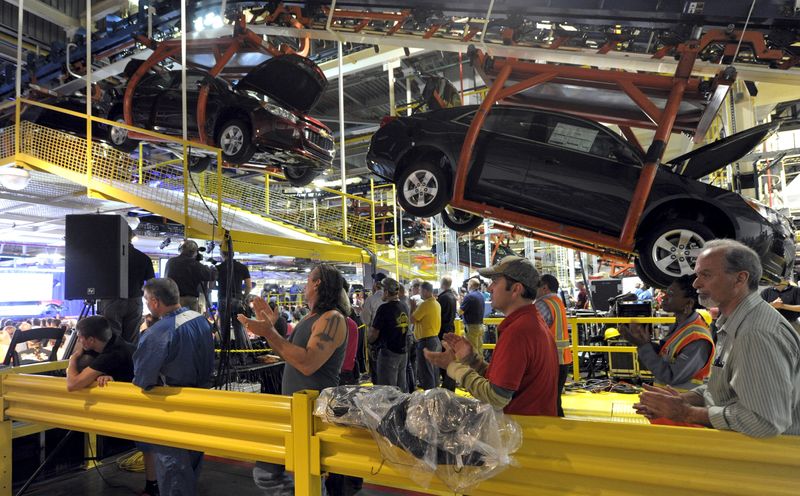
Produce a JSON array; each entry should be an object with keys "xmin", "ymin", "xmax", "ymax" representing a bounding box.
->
[
  {"xmin": 431, "ymin": 239, "xmax": 519, "ymax": 269},
  {"xmin": 366, "ymin": 104, "xmax": 796, "ymax": 288},
  {"xmin": 108, "ymin": 54, "xmax": 335, "ymax": 186}
]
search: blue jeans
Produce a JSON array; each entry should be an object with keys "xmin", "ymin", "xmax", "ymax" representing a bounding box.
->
[
  {"xmin": 253, "ymin": 461, "xmax": 327, "ymax": 496},
  {"xmin": 152, "ymin": 445, "xmax": 204, "ymax": 496},
  {"xmin": 415, "ymin": 336, "xmax": 441, "ymax": 390},
  {"xmin": 375, "ymin": 348, "xmax": 407, "ymax": 390}
]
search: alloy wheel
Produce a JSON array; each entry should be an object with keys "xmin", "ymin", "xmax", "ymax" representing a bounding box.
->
[
  {"xmin": 402, "ymin": 170, "xmax": 439, "ymax": 209},
  {"xmin": 220, "ymin": 125, "xmax": 244, "ymax": 155},
  {"xmin": 650, "ymin": 228, "xmax": 706, "ymax": 277}
]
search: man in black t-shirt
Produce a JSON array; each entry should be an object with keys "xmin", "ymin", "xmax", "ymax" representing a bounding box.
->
[
  {"xmin": 66, "ymin": 315, "xmax": 134, "ymax": 390},
  {"xmin": 99, "ymin": 227, "xmax": 155, "ymax": 345},
  {"xmin": 761, "ymin": 280, "xmax": 800, "ymax": 332},
  {"xmin": 368, "ymin": 277, "xmax": 410, "ymax": 390}
]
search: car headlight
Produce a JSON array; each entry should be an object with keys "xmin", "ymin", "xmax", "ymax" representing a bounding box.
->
[
  {"xmin": 744, "ymin": 197, "xmax": 779, "ymax": 224},
  {"xmin": 262, "ymin": 102, "xmax": 298, "ymax": 124}
]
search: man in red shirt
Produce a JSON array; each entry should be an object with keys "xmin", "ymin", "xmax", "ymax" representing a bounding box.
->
[{"xmin": 426, "ymin": 256, "xmax": 558, "ymax": 416}]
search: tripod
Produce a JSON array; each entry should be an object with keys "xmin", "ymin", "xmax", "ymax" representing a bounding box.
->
[{"xmin": 79, "ymin": 299, "xmax": 97, "ymax": 320}]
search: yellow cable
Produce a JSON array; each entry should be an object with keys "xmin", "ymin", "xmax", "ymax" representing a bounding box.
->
[{"xmin": 116, "ymin": 450, "xmax": 145, "ymax": 472}]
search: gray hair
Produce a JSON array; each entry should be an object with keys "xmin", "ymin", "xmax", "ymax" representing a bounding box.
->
[
  {"xmin": 144, "ymin": 278, "xmax": 181, "ymax": 305},
  {"xmin": 440, "ymin": 276, "xmax": 452, "ymax": 289},
  {"xmin": 180, "ymin": 240, "xmax": 199, "ymax": 256},
  {"xmin": 702, "ymin": 239, "xmax": 762, "ymax": 291}
]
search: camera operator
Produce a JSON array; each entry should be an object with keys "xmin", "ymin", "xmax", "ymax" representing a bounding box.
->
[
  {"xmin": 215, "ymin": 246, "xmax": 252, "ymax": 349},
  {"xmin": 164, "ymin": 240, "xmax": 216, "ymax": 313}
]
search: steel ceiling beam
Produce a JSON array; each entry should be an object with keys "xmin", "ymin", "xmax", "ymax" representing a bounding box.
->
[
  {"xmin": 318, "ymin": 46, "xmax": 426, "ymax": 79},
  {"xmin": 229, "ymin": 24, "xmax": 800, "ymax": 85},
  {"xmin": 3, "ymin": 0, "xmax": 80, "ymax": 31},
  {"xmin": 80, "ymin": 0, "xmax": 126, "ymax": 23}
]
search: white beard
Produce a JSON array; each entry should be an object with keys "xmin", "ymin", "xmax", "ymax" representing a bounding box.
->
[{"xmin": 698, "ymin": 294, "xmax": 719, "ymax": 309}]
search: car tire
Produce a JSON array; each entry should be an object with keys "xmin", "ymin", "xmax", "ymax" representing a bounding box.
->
[
  {"xmin": 402, "ymin": 236, "xmax": 418, "ymax": 248},
  {"xmin": 636, "ymin": 220, "xmax": 715, "ymax": 288},
  {"xmin": 441, "ymin": 206, "xmax": 483, "ymax": 232},
  {"xmin": 216, "ymin": 118, "xmax": 256, "ymax": 164},
  {"xmin": 107, "ymin": 114, "xmax": 138, "ymax": 152},
  {"xmin": 188, "ymin": 155, "xmax": 212, "ymax": 173},
  {"xmin": 283, "ymin": 166, "xmax": 320, "ymax": 187},
  {"xmin": 396, "ymin": 159, "xmax": 450, "ymax": 217}
]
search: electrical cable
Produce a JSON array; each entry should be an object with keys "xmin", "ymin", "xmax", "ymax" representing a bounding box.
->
[{"xmin": 84, "ymin": 439, "xmax": 129, "ymax": 491}]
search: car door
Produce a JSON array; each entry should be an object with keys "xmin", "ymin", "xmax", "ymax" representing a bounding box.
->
[
  {"xmin": 154, "ymin": 71, "xmax": 203, "ymax": 136},
  {"xmin": 522, "ymin": 112, "xmax": 643, "ymax": 235},
  {"xmin": 131, "ymin": 72, "xmax": 172, "ymax": 129},
  {"xmin": 459, "ymin": 107, "xmax": 536, "ymax": 210}
]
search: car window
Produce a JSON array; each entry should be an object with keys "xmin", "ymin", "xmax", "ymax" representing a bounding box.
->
[
  {"xmin": 140, "ymin": 72, "xmax": 172, "ymax": 90},
  {"xmin": 481, "ymin": 108, "xmax": 539, "ymax": 141},
  {"xmin": 540, "ymin": 114, "xmax": 641, "ymax": 165}
]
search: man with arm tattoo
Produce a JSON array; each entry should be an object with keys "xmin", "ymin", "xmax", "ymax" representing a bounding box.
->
[{"xmin": 238, "ymin": 264, "xmax": 349, "ymax": 495}]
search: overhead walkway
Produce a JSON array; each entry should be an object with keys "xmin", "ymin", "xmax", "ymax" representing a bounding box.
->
[{"xmin": 2, "ymin": 103, "xmax": 435, "ymax": 277}]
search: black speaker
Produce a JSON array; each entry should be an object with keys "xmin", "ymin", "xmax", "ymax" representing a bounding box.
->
[
  {"xmin": 589, "ymin": 279, "xmax": 623, "ymax": 312},
  {"xmin": 65, "ymin": 214, "xmax": 128, "ymax": 300}
]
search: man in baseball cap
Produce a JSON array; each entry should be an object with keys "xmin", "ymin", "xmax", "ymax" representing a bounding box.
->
[
  {"xmin": 367, "ymin": 277, "xmax": 410, "ymax": 389},
  {"xmin": 425, "ymin": 255, "xmax": 559, "ymax": 416}
]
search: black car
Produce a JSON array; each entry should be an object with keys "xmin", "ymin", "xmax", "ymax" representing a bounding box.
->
[
  {"xmin": 367, "ymin": 104, "xmax": 795, "ymax": 287},
  {"xmin": 374, "ymin": 216, "xmax": 426, "ymax": 248},
  {"xmin": 432, "ymin": 239, "xmax": 518, "ymax": 268},
  {"xmin": 112, "ymin": 54, "xmax": 335, "ymax": 186}
]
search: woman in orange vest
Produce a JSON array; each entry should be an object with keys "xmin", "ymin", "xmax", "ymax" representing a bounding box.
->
[
  {"xmin": 621, "ymin": 274, "xmax": 714, "ymax": 392},
  {"xmin": 535, "ymin": 274, "xmax": 573, "ymax": 417}
]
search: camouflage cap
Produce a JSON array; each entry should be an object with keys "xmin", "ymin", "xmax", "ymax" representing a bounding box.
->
[{"xmin": 478, "ymin": 255, "xmax": 540, "ymax": 293}]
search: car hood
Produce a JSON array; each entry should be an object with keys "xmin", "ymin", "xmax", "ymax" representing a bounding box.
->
[
  {"xmin": 236, "ymin": 54, "xmax": 327, "ymax": 114},
  {"xmin": 666, "ymin": 120, "xmax": 781, "ymax": 179}
]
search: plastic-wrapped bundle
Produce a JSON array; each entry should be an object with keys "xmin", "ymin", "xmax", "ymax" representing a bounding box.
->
[
  {"xmin": 355, "ymin": 387, "xmax": 522, "ymax": 492},
  {"xmin": 313, "ymin": 385, "xmax": 405, "ymax": 427}
]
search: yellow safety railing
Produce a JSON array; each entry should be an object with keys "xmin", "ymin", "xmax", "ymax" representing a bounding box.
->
[
  {"xmin": 456, "ymin": 316, "xmax": 677, "ymax": 366},
  {"xmin": 2, "ymin": 369, "xmax": 799, "ymax": 496},
  {"xmin": 6, "ymin": 100, "xmax": 373, "ymax": 262}
]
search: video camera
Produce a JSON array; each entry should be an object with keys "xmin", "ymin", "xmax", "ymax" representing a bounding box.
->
[{"xmin": 607, "ymin": 292, "xmax": 652, "ymax": 318}]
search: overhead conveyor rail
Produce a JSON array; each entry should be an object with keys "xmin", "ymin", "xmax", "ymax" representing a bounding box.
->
[{"xmin": 2, "ymin": 363, "xmax": 799, "ymax": 496}]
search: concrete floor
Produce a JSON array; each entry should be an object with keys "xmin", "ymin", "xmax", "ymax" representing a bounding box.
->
[{"xmin": 17, "ymin": 452, "xmax": 424, "ymax": 496}]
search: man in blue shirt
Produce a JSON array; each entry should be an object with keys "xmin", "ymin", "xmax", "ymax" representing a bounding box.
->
[
  {"xmin": 134, "ymin": 278, "xmax": 214, "ymax": 496},
  {"xmin": 460, "ymin": 278, "xmax": 486, "ymax": 352}
]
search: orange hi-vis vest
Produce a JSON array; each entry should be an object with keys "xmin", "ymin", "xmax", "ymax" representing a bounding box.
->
[
  {"xmin": 539, "ymin": 293, "xmax": 572, "ymax": 365},
  {"xmin": 656, "ymin": 313, "xmax": 714, "ymax": 389}
]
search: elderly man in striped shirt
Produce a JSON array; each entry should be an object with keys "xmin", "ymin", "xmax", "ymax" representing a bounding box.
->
[{"xmin": 635, "ymin": 239, "xmax": 800, "ymax": 438}]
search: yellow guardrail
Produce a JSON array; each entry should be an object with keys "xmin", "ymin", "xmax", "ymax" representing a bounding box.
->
[
  {"xmin": 2, "ymin": 371, "xmax": 799, "ymax": 495},
  {"xmin": 457, "ymin": 316, "xmax": 677, "ymax": 368}
]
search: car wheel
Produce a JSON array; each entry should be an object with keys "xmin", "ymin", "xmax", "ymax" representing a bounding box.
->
[
  {"xmin": 402, "ymin": 236, "xmax": 419, "ymax": 248},
  {"xmin": 441, "ymin": 206, "xmax": 483, "ymax": 232},
  {"xmin": 283, "ymin": 166, "xmax": 320, "ymax": 187},
  {"xmin": 188, "ymin": 155, "xmax": 212, "ymax": 173},
  {"xmin": 216, "ymin": 118, "xmax": 256, "ymax": 164},
  {"xmin": 107, "ymin": 115, "xmax": 138, "ymax": 152},
  {"xmin": 396, "ymin": 159, "xmax": 450, "ymax": 217},
  {"xmin": 636, "ymin": 220, "xmax": 715, "ymax": 288}
]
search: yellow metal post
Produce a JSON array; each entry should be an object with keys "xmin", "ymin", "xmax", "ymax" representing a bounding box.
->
[
  {"xmin": 1, "ymin": 373, "xmax": 11, "ymax": 496},
  {"xmin": 84, "ymin": 432, "xmax": 99, "ymax": 469},
  {"xmin": 0, "ymin": 416, "xmax": 9, "ymax": 496},
  {"xmin": 291, "ymin": 391, "xmax": 321, "ymax": 496},
  {"xmin": 370, "ymin": 179, "xmax": 376, "ymax": 247},
  {"xmin": 183, "ymin": 144, "xmax": 189, "ymax": 229},
  {"xmin": 264, "ymin": 173, "xmax": 270, "ymax": 216},
  {"xmin": 569, "ymin": 317, "xmax": 580, "ymax": 381},
  {"xmin": 138, "ymin": 142, "xmax": 143, "ymax": 184},
  {"xmin": 216, "ymin": 150, "xmax": 223, "ymax": 237},
  {"xmin": 391, "ymin": 184, "xmax": 399, "ymax": 277}
]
